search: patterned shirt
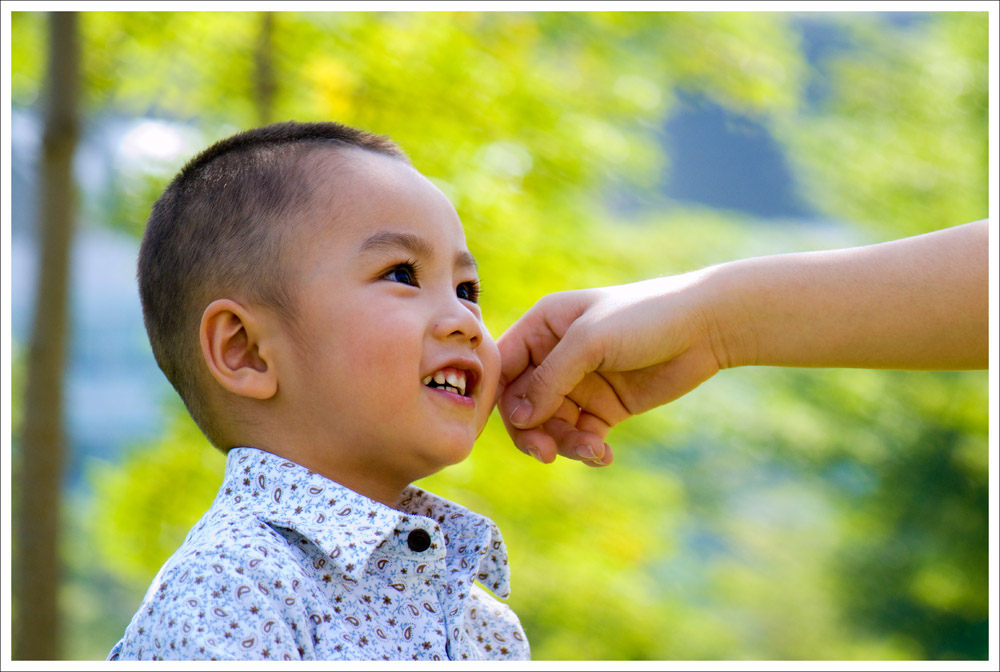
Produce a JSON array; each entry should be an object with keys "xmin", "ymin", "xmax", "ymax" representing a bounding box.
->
[{"xmin": 107, "ymin": 446, "xmax": 529, "ymax": 661}]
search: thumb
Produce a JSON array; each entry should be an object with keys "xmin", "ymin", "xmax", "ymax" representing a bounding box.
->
[{"xmin": 510, "ymin": 322, "xmax": 600, "ymax": 429}]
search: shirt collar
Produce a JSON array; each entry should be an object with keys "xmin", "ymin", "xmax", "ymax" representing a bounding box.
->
[{"xmin": 216, "ymin": 447, "xmax": 512, "ymax": 599}]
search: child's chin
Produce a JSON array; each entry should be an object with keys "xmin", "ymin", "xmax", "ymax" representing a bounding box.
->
[
  {"xmin": 426, "ymin": 442, "xmax": 476, "ymax": 474},
  {"xmin": 447, "ymin": 442, "xmax": 476, "ymax": 466}
]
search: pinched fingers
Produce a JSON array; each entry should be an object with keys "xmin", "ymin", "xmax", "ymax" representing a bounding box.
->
[
  {"xmin": 499, "ymin": 368, "xmax": 556, "ymax": 462},
  {"xmin": 546, "ymin": 398, "xmax": 613, "ymax": 466},
  {"xmin": 500, "ymin": 377, "xmax": 613, "ymax": 467},
  {"xmin": 504, "ymin": 424, "xmax": 559, "ymax": 464},
  {"xmin": 499, "ymin": 357, "xmax": 623, "ymax": 466}
]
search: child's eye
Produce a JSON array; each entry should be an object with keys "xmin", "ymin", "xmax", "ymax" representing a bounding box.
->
[
  {"xmin": 457, "ymin": 280, "xmax": 480, "ymax": 304},
  {"xmin": 384, "ymin": 263, "xmax": 419, "ymax": 287}
]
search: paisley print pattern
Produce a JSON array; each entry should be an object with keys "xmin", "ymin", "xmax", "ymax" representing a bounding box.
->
[{"xmin": 107, "ymin": 447, "xmax": 529, "ymax": 661}]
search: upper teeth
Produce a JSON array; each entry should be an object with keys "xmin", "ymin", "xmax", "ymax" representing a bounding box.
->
[{"xmin": 422, "ymin": 369, "xmax": 467, "ymax": 396}]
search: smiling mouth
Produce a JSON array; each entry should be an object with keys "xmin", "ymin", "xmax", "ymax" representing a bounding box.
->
[{"xmin": 422, "ymin": 367, "xmax": 473, "ymax": 397}]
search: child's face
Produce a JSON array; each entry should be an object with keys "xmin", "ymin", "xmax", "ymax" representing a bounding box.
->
[{"xmin": 268, "ymin": 148, "xmax": 500, "ymax": 499}]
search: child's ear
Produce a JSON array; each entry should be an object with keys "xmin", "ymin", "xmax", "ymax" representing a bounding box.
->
[{"xmin": 200, "ymin": 298, "xmax": 278, "ymax": 400}]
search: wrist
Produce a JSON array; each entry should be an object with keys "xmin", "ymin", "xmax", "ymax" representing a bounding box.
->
[{"xmin": 697, "ymin": 261, "xmax": 760, "ymax": 369}]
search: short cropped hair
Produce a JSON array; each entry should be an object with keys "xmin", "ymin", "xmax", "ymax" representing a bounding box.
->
[{"xmin": 138, "ymin": 121, "xmax": 408, "ymax": 448}]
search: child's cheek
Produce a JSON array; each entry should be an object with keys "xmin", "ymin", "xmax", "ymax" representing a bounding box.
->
[
  {"xmin": 477, "ymin": 336, "xmax": 502, "ymax": 435},
  {"xmin": 475, "ymin": 393, "xmax": 498, "ymax": 439}
]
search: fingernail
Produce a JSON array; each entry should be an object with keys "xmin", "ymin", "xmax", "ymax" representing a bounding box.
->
[
  {"xmin": 527, "ymin": 446, "xmax": 543, "ymax": 463},
  {"xmin": 511, "ymin": 399, "xmax": 533, "ymax": 428},
  {"xmin": 575, "ymin": 444, "xmax": 596, "ymax": 459}
]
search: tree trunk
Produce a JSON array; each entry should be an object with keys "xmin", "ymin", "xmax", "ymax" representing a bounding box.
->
[
  {"xmin": 14, "ymin": 11, "xmax": 80, "ymax": 661},
  {"xmin": 254, "ymin": 11, "xmax": 276, "ymax": 125}
]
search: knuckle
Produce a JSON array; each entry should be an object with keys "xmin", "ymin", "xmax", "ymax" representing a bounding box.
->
[{"xmin": 530, "ymin": 359, "xmax": 565, "ymax": 396}]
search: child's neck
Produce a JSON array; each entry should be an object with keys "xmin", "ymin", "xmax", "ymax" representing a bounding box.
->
[{"xmin": 254, "ymin": 443, "xmax": 411, "ymax": 509}]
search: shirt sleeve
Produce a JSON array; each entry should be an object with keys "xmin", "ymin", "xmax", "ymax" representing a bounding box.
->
[{"xmin": 109, "ymin": 544, "xmax": 314, "ymax": 661}]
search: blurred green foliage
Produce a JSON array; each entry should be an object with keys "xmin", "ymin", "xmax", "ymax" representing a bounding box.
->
[
  {"xmin": 10, "ymin": 10, "xmax": 988, "ymax": 660},
  {"xmin": 781, "ymin": 13, "xmax": 988, "ymax": 239}
]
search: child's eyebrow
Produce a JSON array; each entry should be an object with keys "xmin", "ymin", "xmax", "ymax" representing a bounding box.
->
[{"xmin": 359, "ymin": 230, "xmax": 478, "ymax": 271}]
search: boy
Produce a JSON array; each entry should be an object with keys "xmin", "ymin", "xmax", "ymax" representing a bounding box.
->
[{"xmin": 107, "ymin": 121, "xmax": 529, "ymax": 661}]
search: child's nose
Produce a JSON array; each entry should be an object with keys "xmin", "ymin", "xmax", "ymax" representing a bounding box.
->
[{"xmin": 432, "ymin": 298, "xmax": 483, "ymax": 347}]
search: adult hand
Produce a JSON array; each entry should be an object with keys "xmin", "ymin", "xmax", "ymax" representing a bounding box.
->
[
  {"xmin": 497, "ymin": 220, "xmax": 988, "ymax": 466},
  {"xmin": 497, "ymin": 272, "xmax": 734, "ymax": 466}
]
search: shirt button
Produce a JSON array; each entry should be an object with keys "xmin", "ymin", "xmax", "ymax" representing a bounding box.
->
[{"xmin": 407, "ymin": 528, "xmax": 432, "ymax": 552}]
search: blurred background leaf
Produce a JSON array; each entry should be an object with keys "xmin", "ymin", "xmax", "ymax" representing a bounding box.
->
[{"xmin": 7, "ymin": 9, "xmax": 990, "ymax": 661}]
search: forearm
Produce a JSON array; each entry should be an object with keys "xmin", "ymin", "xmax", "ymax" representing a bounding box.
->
[{"xmin": 710, "ymin": 220, "xmax": 988, "ymax": 371}]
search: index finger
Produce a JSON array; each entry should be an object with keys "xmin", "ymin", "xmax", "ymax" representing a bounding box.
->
[{"xmin": 497, "ymin": 309, "xmax": 558, "ymax": 387}]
